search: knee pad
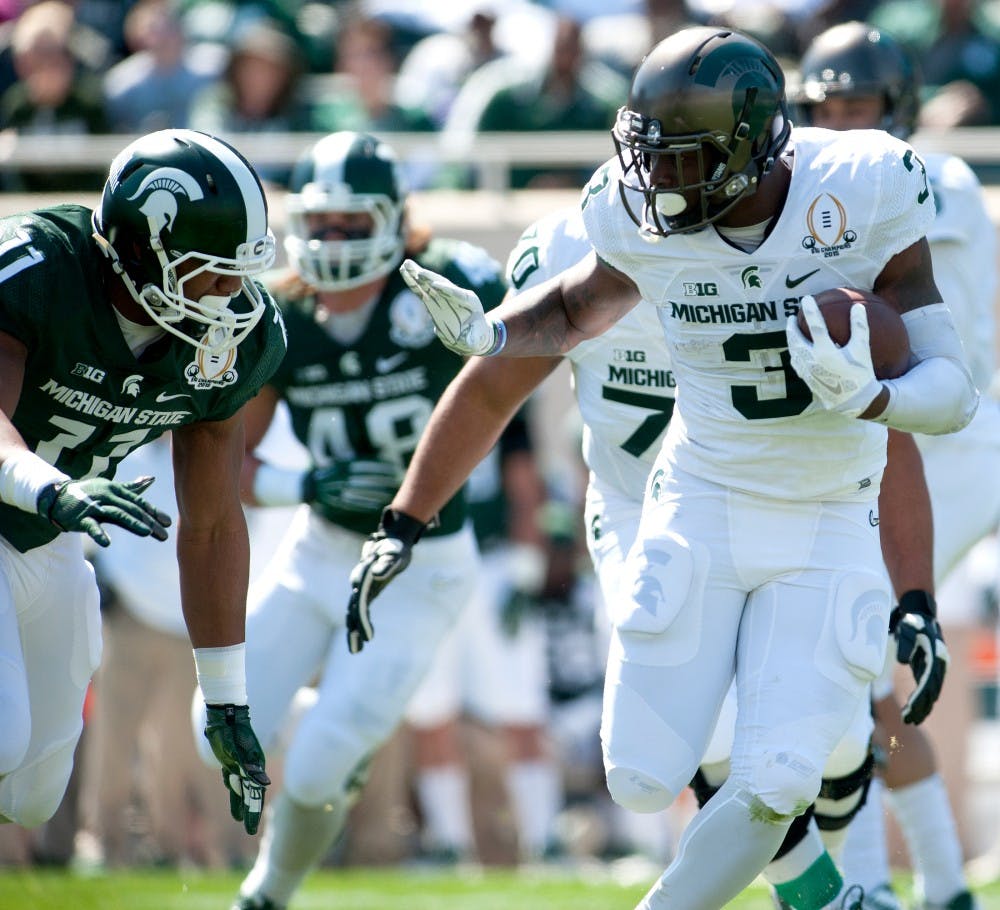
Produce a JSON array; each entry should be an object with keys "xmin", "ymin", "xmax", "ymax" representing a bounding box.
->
[
  {"xmin": 748, "ymin": 752, "xmax": 823, "ymax": 820},
  {"xmin": 606, "ymin": 766, "xmax": 677, "ymax": 814},
  {"xmin": 0, "ymin": 735, "xmax": 77, "ymax": 828},
  {"xmin": 815, "ymin": 751, "xmax": 875, "ymax": 831}
]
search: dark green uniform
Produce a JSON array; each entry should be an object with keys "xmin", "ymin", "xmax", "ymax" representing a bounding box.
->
[
  {"xmin": 0, "ymin": 205, "xmax": 287, "ymax": 552},
  {"xmin": 268, "ymin": 238, "xmax": 506, "ymax": 536}
]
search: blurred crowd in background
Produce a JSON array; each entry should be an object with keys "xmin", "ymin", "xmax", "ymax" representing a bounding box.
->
[
  {"xmin": 2, "ymin": 0, "xmax": 1000, "ymax": 192},
  {"xmin": 1, "ymin": 0, "xmax": 1000, "ymax": 888}
]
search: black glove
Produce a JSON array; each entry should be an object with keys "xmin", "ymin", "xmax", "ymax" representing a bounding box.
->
[
  {"xmin": 37, "ymin": 475, "xmax": 171, "ymax": 548},
  {"xmin": 889, "ymin": 589, "xmax": 949, "ymax": 725},
  {"xmin": 203, "ymin": 704, "xmax": 270, "ymax": 835},
  {"xmin": 346, "ymin": 507, "xmax": 427, "ymax": 654},
  {"xmin": 303, "ymin": 460, "xmax": 400, "ymax": 514}
]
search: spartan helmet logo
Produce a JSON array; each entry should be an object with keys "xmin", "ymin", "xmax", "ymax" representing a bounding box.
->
[
  {"xmin": 128, "ymin": 167, "xmax": 205, "ymax": 236},
  {"xmin": 121, "ymin": 374, "xmax": 143, "ymax": 397}
]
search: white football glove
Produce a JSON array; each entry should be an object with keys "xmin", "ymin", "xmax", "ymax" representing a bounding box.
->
[
  {"xmin": 399, "ymin": 258, "xmax": 501, "ymax": 356},
  {"xmin": 786, "ymin": 296, "xmax": 883, "ymax": 417}
]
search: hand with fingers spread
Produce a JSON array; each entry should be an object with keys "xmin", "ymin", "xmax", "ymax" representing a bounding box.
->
[
  {"xmin": 203, "ymin": 703, "xmax": 271, "ymax": 835},
  {"xmin": 36, "ymin": 475, "xmax": 172, "ymax": 547},
  {"xmin": 889, "ymin": 590, "xmax": 949, "ymax": 725},
  {"xmin": 399, "ymin": 258, "xmax": 505, "ymax": 356},
  {"xmin": 346, "ymin": 506, "xmax": 428, "ymax": 653},
  {"xmin": 786, "ymin": 296, "xmax": 883, "ymax": 417}
]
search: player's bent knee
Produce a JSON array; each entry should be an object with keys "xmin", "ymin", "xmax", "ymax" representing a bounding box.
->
[
  {"xmin": 606, "ymin": 766, "xmax": 677, "ymax": 813},
  {"xmin": 815, "ymin": 751, "xmax": 875, "ymax": 831},
  {"xmin": 749, "ymin": 756, "xmax": 823, "ymax": 819}
]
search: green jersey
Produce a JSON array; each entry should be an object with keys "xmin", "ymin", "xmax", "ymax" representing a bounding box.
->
[
  {"xmin": 0, "ymin": 205, "xmax": 287, "ymax": 552},
  {"xmin": 268, "ymin": 238, "xmax": 506, "ymax": 536}
]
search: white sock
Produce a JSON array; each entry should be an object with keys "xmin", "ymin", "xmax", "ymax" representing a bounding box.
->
[
  {"xmin": 637, "ymin": 779, "xmax": 791, "ymax": 910},
  {"xmin": 840, "ymin": 777, "xmax": 892, "ymax": 892},
  {"xmin": 414, "ymin": 765, "xmax": 474, "ymax": 854},
  {"xmin": 507, "ymin": 760, "xmax": 561, "ymax": 859},
  {"xmin": 887, "ymin": 774, "xmax": 966, "ymax": 904},
  {"xmin": 242, "ymin": 793, "xmax": 347, "ymax": 906}
]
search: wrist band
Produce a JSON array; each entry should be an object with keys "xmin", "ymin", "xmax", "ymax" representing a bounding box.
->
[
  {"xmin": 252, "ymin": 463, "xmax": 307, "ymax": 506},
  {"xmin": 0, "ymin": 449, "xmax": 70, "ymax": 513},
  {"xmin": 194, "ymin": 643, "xmax": 248, "ymax": 706},
  {"xmin": 484, "ymin": 319, "xmax": 507, "ymax": 357}
]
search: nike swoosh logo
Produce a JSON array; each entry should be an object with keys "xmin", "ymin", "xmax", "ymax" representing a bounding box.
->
[
  {"xmin": 155, "ymin": 391, "xmax": 191, "ymax": 403},
  {"xmin": 785, "ymin": 269, "xmax": 820, "ymax": 289},
  {"xmin": 375, "ymin": 352, "xmax": 408, "ymax": 373}
]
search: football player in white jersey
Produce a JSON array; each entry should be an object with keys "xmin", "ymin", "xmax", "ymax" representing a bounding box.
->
[
  {"xmin": 792, "ymin": 21, "xmax": 1000, "ymax": 910},
  {"xmin": 350, "ymin": 25, "xmax": 979, "ymax": 909}
]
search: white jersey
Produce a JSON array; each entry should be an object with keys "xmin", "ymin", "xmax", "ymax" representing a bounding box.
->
[
  {"xmin": 922, "ymin": 151, "xmax": 997, "ymax": 395},
  {"xmin": 506, "ymin": 209, "xmax": 673, "ymax": 500},
  {"xmin": 580, "ymin": 126, "xmax": 936, "ymax": 501}
]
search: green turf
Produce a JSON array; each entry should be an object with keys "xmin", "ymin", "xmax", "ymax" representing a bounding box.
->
[{"xmin": 1, "ymin": 867, "xmax": 999, "ymax": 910}]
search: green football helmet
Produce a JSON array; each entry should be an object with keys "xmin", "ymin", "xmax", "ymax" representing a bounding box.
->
[
  {"xmin": 792, "ymin": 21, "xmax": 921, "ymax": 139},
  {"xmin": 284, "ymin": 131, "xmax": 406, "ymax": 291},
  {"xmin": 613, "ymin": 26, "xmax": 792, "ymax": 237},
  {"xmin": 93, "ymin": 129, "xmax": 276, "ymax": 355}
]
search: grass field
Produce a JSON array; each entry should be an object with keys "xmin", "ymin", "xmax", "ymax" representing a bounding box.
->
[{"xmin": 2, "ymin": 867, "xmax": 1000, "ymax": 910}]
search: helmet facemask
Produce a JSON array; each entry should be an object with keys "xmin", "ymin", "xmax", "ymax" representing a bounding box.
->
[
  {"xmin": 613, "ymin": 96, "xmax": 791, "ymax": 239},
  {"xmin": 283, "ymin": 131, "xmax": 407, "ymax": 292},
  {"xmin": 284, "ymin": 184, "xmax": 404, "ymax": 291}
]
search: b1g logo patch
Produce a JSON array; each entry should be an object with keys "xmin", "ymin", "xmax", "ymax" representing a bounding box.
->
[
  {"xmin": 802, "ymin": 194, "xmax": 857, "ymax": 258},
  {"xmin": 185, "ymin": 346, "xmax": 238, "ymax": 389}
]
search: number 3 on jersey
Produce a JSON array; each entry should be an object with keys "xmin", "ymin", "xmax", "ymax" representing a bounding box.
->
[{"xmin": 723, "ymin": 330, "xmax": 811, "ymax": 419}]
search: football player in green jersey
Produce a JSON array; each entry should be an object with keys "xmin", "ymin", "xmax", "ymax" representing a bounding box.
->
[
  {"xmin": 0, "ymin": 129, "xmax": 286, "ymax": 839},
  {"xmin": 189, "ymin": 131, "xmax": 506, "ymax": 910}
]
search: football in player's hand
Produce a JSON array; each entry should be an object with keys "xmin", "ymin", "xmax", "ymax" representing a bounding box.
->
[{"xmin": 796, "ymin": 287, "xmax": 911, "ymax": 379}]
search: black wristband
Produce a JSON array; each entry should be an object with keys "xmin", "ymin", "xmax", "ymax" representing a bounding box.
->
[
  {"xmin": 897, "ymin": 589, "xmax": 937, "ymax": 620},
  {"xmin": 378, "ymin": 506, "xmax": 427, "ymax": 546}
]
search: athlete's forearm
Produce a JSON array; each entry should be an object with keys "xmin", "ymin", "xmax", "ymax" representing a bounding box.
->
[{"xmin": 878, "ymin": 429, "xmax": 934, "ymax": 597}]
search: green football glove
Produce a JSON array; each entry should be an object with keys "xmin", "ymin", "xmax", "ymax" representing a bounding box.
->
[
  {"xmin": 203, "ymin": 704, "xmax": 270, "ymax": 835},
  {"xmin": 303, "ymin": 460, "xmax": 401, "ymax": 514},
  {"xmin": 36, "ymin": 475, "xmax": 172, "ymax": 548}
]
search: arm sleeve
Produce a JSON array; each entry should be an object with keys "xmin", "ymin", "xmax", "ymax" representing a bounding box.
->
[{"xmin": 873, "ymin": 304, "xmax": 979, "ymax": 435}]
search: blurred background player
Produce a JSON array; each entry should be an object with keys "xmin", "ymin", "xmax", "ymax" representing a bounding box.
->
[
  {"xmin": 403, "ymin": 409, "xmax": 560, "ymax": 866},
  {"xmin": 792, "ymin": 21, "xmax": 1000, "ymax": 910},
  {"xmin": 190, "ymin": 130, "xmax": 507, "ymax": 910}
]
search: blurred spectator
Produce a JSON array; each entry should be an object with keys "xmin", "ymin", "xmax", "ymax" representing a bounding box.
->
[
  {"xmin": 440, "ymin": 15, "xmax": 627, "ymax": 189},
  {"xmin": 103, "ymin": 0, "xmax": 225, "ymax": 132},
  {"xmin": 188, "ymin": 16, "xmax": 313, "ymax": 184},
  {"xmin": 394, "ymin": 1, "xmax": 503, "ymax": 128},
  {"xmin": 871, "ymin": 0, "xmax": 1000, "ymax": 123},
  {"xmin": 312, "ymin": 10, "xmax": 436, "ymax": 135},
  {"xmin": 0, "ymin": 0, "xmax": 109, "ymax": 192}
]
